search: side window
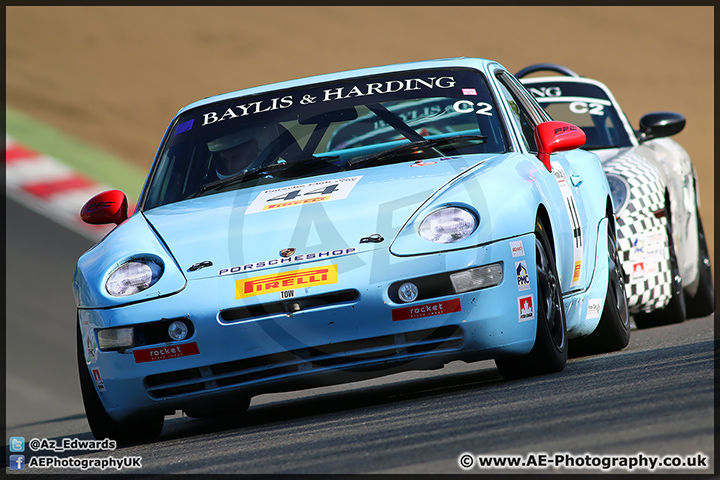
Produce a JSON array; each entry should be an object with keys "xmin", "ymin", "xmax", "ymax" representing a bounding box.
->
[{"xmin": 498, "ymin": 74, "xmax": 538, "ymax": 153}]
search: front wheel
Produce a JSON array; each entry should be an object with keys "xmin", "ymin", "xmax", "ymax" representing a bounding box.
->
[
  {"xmin": 496, "ymin": 219, "xmax": 567, "ymax": 379},
  {"xmin": 76, "ymin": 323, "xmax": 164, "ymax": 444},
  {"xmin": 571, "ymin": 218, "xmax": 630, "ymax": 356}
]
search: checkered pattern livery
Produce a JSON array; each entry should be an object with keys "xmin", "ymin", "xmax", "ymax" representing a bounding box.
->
[{"xmin": 604, "ymin": 153, "xmax": 672, "ymax": 314}]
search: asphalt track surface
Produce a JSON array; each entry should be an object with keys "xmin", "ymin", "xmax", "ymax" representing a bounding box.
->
[{"xmin": 5, "ymin": 195, "xmax": 715, "ymax": 474}]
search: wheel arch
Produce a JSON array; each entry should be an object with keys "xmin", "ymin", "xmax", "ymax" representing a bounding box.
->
[
  {"xmin": 606, "ymin": 196, "xmax": 616, "ymax": 232},
  {"xmin": 535, "ymin": 203, "xmax": 556, "ymax": 258}
]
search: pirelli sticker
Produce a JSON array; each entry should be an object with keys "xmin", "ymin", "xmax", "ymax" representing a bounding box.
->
[
  {"xmin": 236, "ymin": 264, "xmax": 338, "ymax": 298},
  {"xmin": 551, "ymin": 162, "xmax": 583, "ymax": 288},
  {"xmin": 246, "ymin": 176, "xmax": 362, "ymax": 214}
]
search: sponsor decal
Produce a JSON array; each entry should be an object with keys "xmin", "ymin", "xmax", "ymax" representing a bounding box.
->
[
  {"xmin": 631, "ymin": 236, "xmax": 645, "ymax": 258},
  {"xmin": 410, "ymin": 161, "xmax": 437, "ymax": 167},
  {"xmin": 462, "ymin": 88, "xmax": 478, "ymax": 96},
  {"xmin": 91, "ymin": 368, "xmax": 106, "ymax": 391},
  {"xmin": 133, "ymin": 342, "xmax": 200, "ymax": 363},
  {"xmin": 510, "ymin": 240, "xmax": 525, "ymax": 257},
  {"xmin": 246, "ymin": 176, "xmax": 362, "ymax": 214},
  {"xmin": 515, "ymin": 260, "xmax": 530, "ymax": 291},
  {"xmin": 630, "ymin": 233, "xmax": 663, "ymax": 257},
  {"xmin": 320, "ymin": 77, "xmax": 456, "ymax": 102},
  {"xmin": 632, "ymin": 262, "xmax": 645, "ymax": 279},
  {"xmin": 174, "ymin": 119, "xmax": 194, "ymax": 135},
  {"xmin": 586, "ymin": 298, "xmax": 602, "ymax": 319},
  {"xmin": 237, "ymin": 264, "xmax": 338, "ymax": 299},
  {"xmin": 219, "ymin": 247, "xmax": 355, "ymax": 276},
  {"xmin": 526, "ymin": 86, "xmax": 563, "ymax": 98},
  {"xmin": 85, "ymin": 334, "xmax": 97, "ymax": 361},
  {"xmin": 518, "ymin": 294, "xmax": 535, "ymax": 322},
  {"xmin": 200, "ymin": 76, "xmax": 457, "ymax": 128},
  {"xmin": 646, "ymin": 232, "xmax": 665, "ymax": 245},
  {"xmin": 552, "ymin": 162, "xmax": 584, "ymax": 288},
  {"xmin": 572, "ymin": 261, "xmax": 582, "ymax": 283},
  {"xmin": 392, "ymin": 298, "xmax": 461, "ymax": 321},
  {"xmin": 644, "ymin": 263, "xmax": 659, "ymax": 276},
  {"xmin": 631, "ymin": 232, "xmax": 664, "ymax": 262}
]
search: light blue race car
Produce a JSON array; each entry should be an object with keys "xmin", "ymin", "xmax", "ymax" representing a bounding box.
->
[{"xmin": 74, "ymin": 57, "xmax": 629, "ymax": 443}]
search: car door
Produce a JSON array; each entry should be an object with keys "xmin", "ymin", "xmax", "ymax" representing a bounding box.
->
[{"xmin": 490, "ymin": 67, "xmax": 596, "ymax": 295}]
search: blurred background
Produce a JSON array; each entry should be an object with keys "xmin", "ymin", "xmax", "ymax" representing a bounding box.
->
[{"xmin": 7, "ymin": 6, "xmax": 713, "ymax": 260}]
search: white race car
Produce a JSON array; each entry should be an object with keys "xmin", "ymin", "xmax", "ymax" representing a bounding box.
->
[{"xmin": 518, "ymin": 64, "xmax": 713, "ymax": 328}]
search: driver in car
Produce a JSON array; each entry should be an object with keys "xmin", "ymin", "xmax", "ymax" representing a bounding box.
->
[{"xmin": 208, "ymin": 133, "xmax": 260, "ymax": 179}]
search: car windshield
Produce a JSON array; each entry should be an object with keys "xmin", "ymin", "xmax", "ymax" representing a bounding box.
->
[
  {"xmin": 524, "ymin": 81, "xmax": 633, "ymax": 150},
  {"xmin": 142, "ymin": 68, "xmax": 507, "ymax": 210}
]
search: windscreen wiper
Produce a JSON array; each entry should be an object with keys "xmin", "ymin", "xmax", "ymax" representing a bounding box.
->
[
  {"xmin": 344, "ymin": 134, "xmax": 487, "ymax": 170},
  {"xmin": 366, "ymin": 103, "xmax": 426, "ymax": 143},
  {"xmin": 193, "ymin": 155, "xmax": 340, "ymax": 197}
]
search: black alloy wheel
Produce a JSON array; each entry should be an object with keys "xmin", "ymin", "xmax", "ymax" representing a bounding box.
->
[{"xmin": 496, "ymin": 219, "xmax": 567, "ymax": 379}]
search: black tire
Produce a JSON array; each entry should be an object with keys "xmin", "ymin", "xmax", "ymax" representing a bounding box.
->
[
  {"xmin": 496, "ymin": 219, "xmax": 567, "ymax": 379},
  {"xmin": 570, "ymin": 219, "xmax": 630, "ymax": 356},
  {"xmin": 76, "ymin": 322, "xmax": 164, "ymax": 444},
  {"xmin": 634, "ymin": 220, "xmax": 686, "ymax": 329},
  {"xmin": 684, "ymin": 212, "xmax": 714, "ymax": 318}
]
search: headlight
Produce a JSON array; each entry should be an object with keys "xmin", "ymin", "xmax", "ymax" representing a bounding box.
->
[
  {"xmin": 606, "ymin": 175, "xmax": 628, "ymax": 213},
  {"xmin": 418, "ymin": 207, "xmax": 478, "ymax": 244},
  {"xmin": 106, "ymin": 259, "xmax": 163, "ymax": 297}
]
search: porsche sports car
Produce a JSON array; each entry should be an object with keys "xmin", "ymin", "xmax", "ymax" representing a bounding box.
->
[
  {"xmin": 517, "ymin": 64, "xmax": 713, "ymax": 328},
  {"xmin": 74, "ymin": 57, "xmax": 629, "ymax": 443}
]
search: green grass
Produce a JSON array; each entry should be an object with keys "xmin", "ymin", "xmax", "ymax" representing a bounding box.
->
[{"xmin": 6, "ymin": 108, "xmax": 148, "ymax": 198}]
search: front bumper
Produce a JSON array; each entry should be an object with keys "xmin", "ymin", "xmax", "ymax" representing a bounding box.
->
[{"xmin": 79, "ymin": 233, "xmax": 539, "ymax": 421}]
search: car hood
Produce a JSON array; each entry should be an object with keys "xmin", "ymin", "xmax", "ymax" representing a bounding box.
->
[{"xmin": 143, "ymin": 156, "xmax": 501, "ymax": 279}]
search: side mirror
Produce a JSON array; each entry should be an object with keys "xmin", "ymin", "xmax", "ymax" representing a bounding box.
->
[
  {"xmin": 80, "ymin": 190, "xmax": 129, "ymax": 226},
  {"xmin": 535, "ymin": 121, "xmax": 586, "ymax": 171},
  {"xmin": 637, "ymin": 112, "xmax": 685, "ymax": 143}
]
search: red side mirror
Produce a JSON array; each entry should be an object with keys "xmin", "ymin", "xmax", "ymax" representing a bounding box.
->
[
  {"xmin": 80, "ymin": 190, "xmax": 129, "ymax": 225},
  {"xmin": 534, "ymin": 121, "xmax": 586, "ymax": 171}
]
